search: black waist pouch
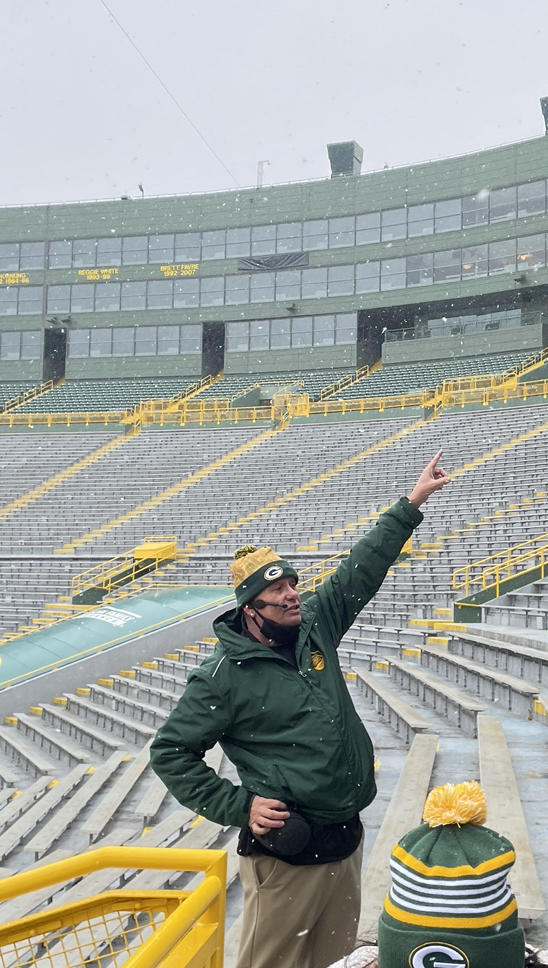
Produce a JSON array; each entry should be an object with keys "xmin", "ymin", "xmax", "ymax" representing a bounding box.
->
[{"xmin": 252, "ymin": 810, "xmax": 312, "ymax": 857}]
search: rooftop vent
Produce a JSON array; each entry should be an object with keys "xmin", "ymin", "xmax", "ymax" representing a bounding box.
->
[{"xmin": 327, "ymin": 141, "xmax": 363, "ymax": 177}]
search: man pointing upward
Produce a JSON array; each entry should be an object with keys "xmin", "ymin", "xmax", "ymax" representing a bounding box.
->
[{"xmin": 151, "ymin": 451, "xmax": 449, "ymax": 968}]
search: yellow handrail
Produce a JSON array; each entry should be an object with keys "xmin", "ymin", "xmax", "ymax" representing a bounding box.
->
[
  {"xmin": 2, "ymin": 379, "xmax": 54, "ymax": 413},
  {"xmin": 319, "ymin": 364, "xmax": 371, "ymax": 401},
  {"xmin": 452, "ymin": 532, "xmax": 548, "ymax": 598},
  {"xmin": 0, "ymin": 847, "xmax": 226, "ymax": 968},
  {"xmin": 71, "ymin": 537, "xmax": 178, "ymax": 598}
]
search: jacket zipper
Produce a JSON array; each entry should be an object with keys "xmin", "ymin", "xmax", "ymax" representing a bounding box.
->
[{"xmin": 297, "ymin": 670, "xmax": 361, "ymax": 804}]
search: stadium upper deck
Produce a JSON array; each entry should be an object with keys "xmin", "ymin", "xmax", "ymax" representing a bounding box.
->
[{"xmin": 1, "ymin": 111, "xmax": 548, "ymax": 389}]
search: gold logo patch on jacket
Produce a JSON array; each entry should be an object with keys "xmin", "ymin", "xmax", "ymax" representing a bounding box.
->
[{"xmin": 311, "ymin": 651, "xmax": 325, "ymax": 671}]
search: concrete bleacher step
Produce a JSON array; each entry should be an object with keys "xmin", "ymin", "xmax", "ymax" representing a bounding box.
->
[
  {"xmin": 388, "ymin": 659, "xmax": 487, "ymax": 736},
  {"xmin": 419, "ymin": 644, "xmax": 541, "ymax": 721},
  {"xmin": 24, "ymin": 750, "xmax": 128, "ymax": 860},
  {"xmin": 478, "ymin": 716, "xmax": 544, "ymax": 921},
  {"xmin": 0, "ymin": 764, "xmax": 89, "ymax": 862},
  {"xmin": 357, "ymin": 733, "xmax": 439, "ymax": 943},
  {"xmin": 80, "ymin": 741, "xmax": 152, "ymax": 843}
]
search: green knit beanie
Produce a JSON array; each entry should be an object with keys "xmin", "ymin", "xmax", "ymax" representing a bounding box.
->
[
  {"xmin": 230, "ymin": 545, "xmax": 298, "ymax": 607},
  {"xmin": 378, "ymin": 781, "xmax": 525, "ymax": 968}
]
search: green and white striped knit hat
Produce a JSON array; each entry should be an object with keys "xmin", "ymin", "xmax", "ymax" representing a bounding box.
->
[{"xmin": 377, "ymin": 781, "xmax": 525, "ymax": 968}]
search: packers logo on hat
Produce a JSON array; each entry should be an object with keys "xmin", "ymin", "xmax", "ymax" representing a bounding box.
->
[
  {"xmin": 264, "ymin": 564, "xmax": 284, "ymax": 581},
  {"xmin": 409, "ymin": 943, "xmax": 468, "ymax": 968}
]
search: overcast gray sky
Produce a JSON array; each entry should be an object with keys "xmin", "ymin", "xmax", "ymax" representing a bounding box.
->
[{"xmin": 1, "ymin": 0, "xmax": 548, "ymax": 207}]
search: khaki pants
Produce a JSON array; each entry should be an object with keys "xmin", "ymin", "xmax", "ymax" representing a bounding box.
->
[{"xmin": 236, "ymin": 838, "xmax": 363, "ymax": 968}]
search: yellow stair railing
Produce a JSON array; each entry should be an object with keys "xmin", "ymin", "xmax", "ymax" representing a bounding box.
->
[
  {"xmin": 71, "ymin": 537, "xmax": 178, "ymax": 602},
  {"xmin": 2, "ymin": 379, "xmax": 55, "ymax": 414},
  {"xmin": 0, "ymin": 847, "xmax": 226, "ymax": 968},
  {"xmin": 318, "ymin": 364, "xmax": 371, "ymax": 401},
  {"xmin": 452, "ymin": 533, "xmax": 548, "ymax": 599}
]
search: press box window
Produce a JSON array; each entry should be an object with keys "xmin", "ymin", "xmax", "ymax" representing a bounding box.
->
[
  {"xmin": 157, "ymin": 325, "xmax": 180, "ymax": 355},
  {"xmin": 20, "ymin": 243, "xmax": 45, "ymax": 270},
  {"xmin": 489, "ymin": 187, "xmax": 517, "ymax": 223},
  {"xmin": 327, "ymin": 265, "xmax": 354, "ymax": 297},
  {"xmin": 180, "ymin": 324, "xmax": 202, "ymax": 355},
  {"xmin": 202, "ymin": 230, "xmax": 226, "ymax": 261},
  {"xmin": 381, "ymin": 258, "xmax": 406, "ymax": 290},
  {"xmin": 97, "ymin": 238, "xmax": 122, "ymax": 266},
  {"xmin": 517, "ymin": 181, "xmax": 546, "ymax": 218},
  {"xmin": 433, "ymin": 249, "xmax": 461, "ymax": 283},
  {"xmin": 251, "ymin": 226, "xmax": 276, "ymax": 256},
  {"xmin": 174, "ymin": 279, "xmax": 199, "ymax": 308},
  {"xmin": 226, "ymin": 322, "xmax": 249, "ymax": 352},
  {"xmin": 381, "ymin": 208, "xmax": 406, "ymax": 242},
  {"xmin": 249, "ymin": 320, "xmax": 270, "ymax": 350},
  {"xmin": 112, "ymin": 327, "xmax": 135, "ymax": 357},
  {"xmin": 406, "ymin": 253, "xmax": 433, "ymax": 287},
  {"xmin": 275, "ymin": 270, "xmax": 301, "ymax": 302},
  {"xmin": 72, "ymin": 240, "xmax": 97, "ymax": 267},
  {"xmin": 0, "ymin": 332, "xmax": 21, "ymax": 360},
  {"xmin": 47, "ymin": 285, "xmax": 71, "ymax": 313},
  {"xmin": 95, "ymin": 283, "xmax": 121, "ymax": 312},
  {"xmin": 68, "ymin": 330, "xmax": 90, "ymax": 358},
  {"xmin": 356, "ymin": 213, "xmax": 380, "ymax": 245},
  {"xmin": 462, "ymin": 193, "xmax": 489, "ymax": 227},
  {"xmin": 90, "ymin": 328, "xmax": 112, "ymax": 357},
  {"xmin": 175, "ymin": 233, "xmax": 201, "ymax": 261},
  {"xmin": 461, "ymin": 245, "xmax": 488, "ymax": 279},
  {"xmin": 70, "ymin": 284, "xmax": 95, "ymax": 313},
  {"xmin": 21, "ymin": 331, "xmax": 41, "ymax": 359},
  {"xmin": 517, "ymin": 235, "xmax": 545, "ymax": 270},
  {"xmin": 329, "ymin": 217, "xmax": 354, "ymax": 248},
  {"xmin": 149, "ymin": 235, "xmax": 175, "ymax": 264},
  {"xmin": 291, "ymin": 317, "xmax": 312, "ymax": 347},
  {"xmin": 135, "ymin": 326, "xmax": 157, "ymax": 356},
  {"xmin": 0, "ymin": 244, "xmax": 20, "ymax": 272},
  {"xmin": 488, "ymin": 239, "xmax": 516, "ymax": 274},
  {"xmin": 434, "ymin": 199, "xmax": 461, "ymax": 233},
  {"xmin": 225, "ymin": 275, "xmax": 250, "ymax": 305},
  {"xmin": 226, "ymin": 228, "xmax": 251, "ymax": 258},
  {"xmin": 122, "ymin": 236, "xmax": 148, "ymax": 265},
  {"xmin": 303, "ymin": 220, "xmax": 328, "ymax": 251},
  {"xmin": 335, "ymin": 313, "xmax": 357, "ymax": 345},
  {"xmin": 302, "ymin": 268, "xmax": 327, "ymax": 299},
  {"xmin": 313, "ymin": 315, "xmax": 335, "ymax": 346},
  {"xmin": 277, "ymin": 223, "xmax": 302, "ymax": 253},
  {"xmin": 147, "ymin": 280, "xmax": 173, "ymax": 310},
  {"xmin": 407, "ymin": 204, "xmax": 433, "ymax": 238},
  {"xmin": 49, "ymin": 240, "xmax": 72, "ymax": 269},
  {"xmin": 121, "ymin": 282, "xmax": 146, "ymax": 311},
  {"xmin": 270, "ymin": 319, "xmax": 291, "ymax": 349},
  {"xmin": 355, "ymin": 262, "xmax": 380, "ymax": 293},
  {"xmin": 17, "ymin": 286, "xmax": 42, "ymax": 315},
  {"xmin": 200, "ymin": 277, "xmax": 225, "ymax": 307},
  {"xmin": 250, "ymin": 273, "xmax": 275, "ymax": 303}
]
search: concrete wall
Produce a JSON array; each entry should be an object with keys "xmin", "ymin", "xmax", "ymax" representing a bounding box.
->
[
  {"xmin": 225, "ymin": 344, "xmax": 356, "ymax": 374},
  {"xmin": 0, "ymin": 601, "xmax": 232, "ymax": 719},
  {"xmin": 382, "ymin": 323, "xmax": 544, "ymax": 365}
]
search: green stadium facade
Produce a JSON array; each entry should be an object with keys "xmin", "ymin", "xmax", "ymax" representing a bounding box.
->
[{"xmin": 1, "ymin": 123, "xmax": 548, "ymax": 388}]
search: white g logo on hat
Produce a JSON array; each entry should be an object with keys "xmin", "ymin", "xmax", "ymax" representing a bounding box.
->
[
  {"xmin": 264, "ymin": 565, "xmax": 284, "ymax": 581},
  {"xmin": 409, "ymin": 943, "xmax": 468, "ymax": 968}
]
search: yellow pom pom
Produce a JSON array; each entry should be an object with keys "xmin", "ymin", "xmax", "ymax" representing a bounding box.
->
[
  {"xmin": 423, "ymin": 781, "xmax": 487, "ymax": 828},
  {"xmin": 233, "ymin": 544, "xmax": 258, "ymax": 560}
]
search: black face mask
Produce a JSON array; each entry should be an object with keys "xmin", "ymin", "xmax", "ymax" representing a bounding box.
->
[{"xmin": 246, "ymin": 609, "xmax": 301, "ymax": 647}]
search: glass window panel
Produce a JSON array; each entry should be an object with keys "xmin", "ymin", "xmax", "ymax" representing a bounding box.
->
[
  {"xmin": 68, "ymin": 329, "xmax": 90, "ymax": 358},
  {"xmin": 251, "ymin": 225, "xmax": 276, "ymax": 256},
  {"xmin": 250, "ymin": 272, "xmax": 275, "ymax": 303},
  {"xmin": 201, "ymin": 230, "xmax": 226, "ymax": 260},
  {"xmin": 327, "ymin": 264, "xmax": 354, "ymax": 296},
  {"xmin": 200, "ymin": 276, "xmax": 224, "ymax": 306},
  {"xmin": 275, "ymin": 269, "xmax": 301, "ymax": 302},
  {"xmin": 157, "ymin": 324, "xmax": 180, "ymax": 355},
  {"xmin": 407, "ymin": 204, "xmax": 434, "ymax": 237},
  {"xmin": 180, "ymin": 324, "xmax": 201, "ymax": 355},
  {"xmin": 122, "ymin": 236, "xmax": 148, "ymax": 265},
  {"xmin": 175, "ymin": 233, "xmax": 201, "ymax": 261},
  {"xmin": 489, "ymin": 186, "xmax": 517, "ymax": 223},
  {"xmin": 462, "ymin": 193, "xmax": 489, "ymax": 227},
  {"xmin": 135, "ymin": 325, "xmax": 157, "ymax": 356},
  {"xmin": 112, "ymin": 327, "xmax": 135, "ymax": 356},
  {"xmin": 301, "ymin": 267, "xmax": 327, "ymax": 299},
  {"xmin": 48, "ymin": 240, "xmax": 72, "ymax": 268},
  {"xmin": 121, "ymin": 281, "xmax": 147, "ymax": 310},
  {"xmin": 89, "ymin": 328, "xmax": 112, "ymax": 357},
  {"xmin": 435, "ymin": 198, "xmax": 461, "ymax": 216},
  {"xmin": 0, "ymin": 331, "xmax": 20, "ymax": 360},
  {"xmin": 226, "ymin": 227, "xmax": 251, "ymax": 258},
  {"xmin": 94, "ymin": 282, "xmax": 121, "ymax": 311},
  {"xmin": 17, "ymin": 286, "xmax": 43, "ymax": 314},
  {"xmin": 147, "ymin": 280, "xmax": 173, "ymax": 309},
  {"xmin": 335, "ymin": 312, "xmax": 357, "ymax": 345},
  {"xmin": 20, "ymin": 242, "xmax": 45, "ymax": 270},
  {"xmin": 47, "ymin": 285, "xmax": 70, "ymax": 313},
  {"xmin": 518, "ymin": 181, "xmax": 546, "ymax": 217},
  {"xmin": 225, "ymin": 274, "xmax": 250, "ymax": 305},
  {"xmin": 381, "ymin": 258, "xmax": 406, "ymax": 290},
  {"xmin": 517, "ymin": 234, "xmax": 545, "ymax": 270},
  {"xmin": 328, "ymin": 216, "xmax": 355, "ymax": 248},
  {"xmin": 148, "ymin": 235, "xmax": 174, "ymax": 264},
  {"xmin": 226, "ymin": 322, "xmax": 249, "ymax": 352},
  {"xmin": 21, "ymin": 330, "xmax": 41, "ymax": 359},
  {"xmin": 276, "ymin": 223, "xmax": 302, "ymax": 253},
  {"xmin": 249, "ymin": 319, "xmax": 270, "ymax": 350},
  {"xmin": 97, "ymin": 237, "xmax": 122, "ymax": 266},
  {"xmin": 381, "ymin": 208, "xmax": 406, "ymax": 241},
  {"xmin": 461, "ymin": 244, "xmax": 488, "ymax": 279},
  {"xmin": 291, "ymin": 316, "xmax": 312, "ymax": 347},
  {"xmin": 70, "ymin": 283, "xmax": 95, "ymax": 313},
  {"xmin": 174, "ymin": 278, "xmax": 200, "ymax": 307},
  {"xmin": 0, "ymin": 243, "xmax": 20, "ymax": 272},
  {"xmin": 433, "ymin": 249, "xmax": 461, "ymax": 283},
  {"xmin": 406, "ymin": 253, "xmax": 433, "ymax": 287},
  {"xmin": 356, "ymin": 212, "xmax": 381, "ymax": 245},
  {"xmin": 302, "ymin": 220, "xmax": 328, "ymax": 250},
  {"xmin": 355, "ymin": 261, "xmax": 380, "ymax": 293},
  {"xmin": 313, "ymin": 315, "xmax": 335, "ymax": 346},
  {"xmin": 270, "ymin": 318, "xmax": 291, "ymax": 349},
  {"xmin": 72, "ymin": 239, "xmax": 97, "ymax": 267},
  {"xmin": 488, "ymin": 239, "xmax": 516, "ymax": 274}
]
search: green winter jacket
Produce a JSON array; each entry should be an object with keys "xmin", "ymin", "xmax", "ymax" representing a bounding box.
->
[{"xmin": 150, "ymin": 497, "xmax": 423, "ymax": 828}]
